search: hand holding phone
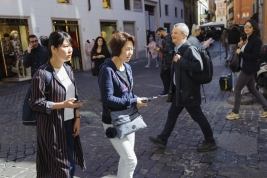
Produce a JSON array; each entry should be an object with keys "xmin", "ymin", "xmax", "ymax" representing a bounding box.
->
[
  {"xmin": 73, "ymin": 100, "xmax": 88, "ymax": 103},
  {"xmin": 141, "ymin": 96, "xmax": 157, "ymax": 103}
]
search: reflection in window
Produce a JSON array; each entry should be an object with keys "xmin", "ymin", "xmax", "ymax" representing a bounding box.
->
[
  {"xmin": 58, "ymin": 0, "xmax": 69, "ymax": 3},
  {"xmin": 181, "ymin": 9, "xmax": 183, "ymax": 19},
  {"xmin": 134, "ymin": 0, "xmax": 142, "ymax": 10},
  {"xmin": 103, "ymin": 0, "xmax": 111, "ymax": 8},
  {"xmin": 175, "ymin": 7, "xmax": 177, "ymax": 17},
  {"xmin": 124, "ymin": 0, "xmax": 130, "ymax": 10}
]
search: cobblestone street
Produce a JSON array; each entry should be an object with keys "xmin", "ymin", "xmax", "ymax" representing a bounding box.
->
[{"xmin": 1, "ymin": 41, "xmax": 267, "ymax": 178}]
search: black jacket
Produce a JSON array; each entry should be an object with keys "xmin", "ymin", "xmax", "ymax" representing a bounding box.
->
[
  {"xmin": 23, "ymin": 44, "xmax": 48, "ymax": 77},
  {"xmin": 174, "ymin": 41, "xmax": 202, "ymax": 107},
  {"xmin": 228, "ymin": 27, "xmax": 240, "ymax": 44},
  {"xmin": 239, "ymin": 35, "xmax": 261, "ymax": 75},
  {"xmin": 160, "ymin": 34, "xmax": 175, "ymax": 71}
]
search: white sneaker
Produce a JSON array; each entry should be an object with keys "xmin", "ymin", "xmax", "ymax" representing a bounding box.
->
[{"xmin": 145, "ymin": 65, "xmax": 150, "ymax": 68}]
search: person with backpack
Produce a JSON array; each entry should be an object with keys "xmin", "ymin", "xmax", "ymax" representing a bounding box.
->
[
  {"xmin": 148, "ymin": 23, "xmax": 217, "ymax": 152},
  {"xmin": 29, "ymin": 31, "xmax": 86, "ymax": 177},
  {"xmin": 226, "ymin": 19, "xmax": 267, "ymax": 120}
]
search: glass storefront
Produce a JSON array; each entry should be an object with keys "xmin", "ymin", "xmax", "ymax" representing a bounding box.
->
[
  {"xmin": 100, "ymin": 21, "xmax": 117, "ymax": 45},
  {"xmin": 53, "ymin": 20, "xmax": 82, "ymax": 71},
  {"xmin": 0, "ymin": 18, "xmax": 29, "ymax": 80}
]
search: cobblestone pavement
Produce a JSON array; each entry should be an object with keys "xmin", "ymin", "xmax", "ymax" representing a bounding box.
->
[{"xmin": 1, "ymin": 41, "xmax": 267, "ymax": 178}]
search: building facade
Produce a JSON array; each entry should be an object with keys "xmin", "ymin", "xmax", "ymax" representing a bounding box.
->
[
  {"xmin": 0, "ymin": 0, "xmax": 183, "ymax": 80},
  {"xmin": 258, "ymin": 0, "xmax": 267, "ymax": 44},
  {"xmin": 184, "ymin": 0, "xmax": 197, "ymax": 33},
  {"xmin": 225, "ymin": 0, "xmax": 258, "ymax": 27},
  {"xmin": 197, "ymin": 0, "xmax": 209, "ymax": 25},
  {"xmin": 215, "ymin": 0, "xmax": 227, "ymax": 27}
]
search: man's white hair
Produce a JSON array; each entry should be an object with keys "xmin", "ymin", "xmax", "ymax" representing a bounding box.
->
[{"xmin": 174, "ymin": 23, "xmax": 189, "ymax": 37}]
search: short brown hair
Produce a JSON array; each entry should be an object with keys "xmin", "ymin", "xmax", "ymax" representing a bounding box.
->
[{"xmin": 109, "ymin": 32, "xmax": 135, "ymax": 57}]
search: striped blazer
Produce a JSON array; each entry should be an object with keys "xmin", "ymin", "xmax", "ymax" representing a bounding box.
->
[{"xmin": 30, "ymin": 62, "xmax": 85, "ymax": 178}]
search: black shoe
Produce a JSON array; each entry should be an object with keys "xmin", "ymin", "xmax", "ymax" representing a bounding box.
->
[
  {"xmin": 148, "ymin": 136, "xmax": 167, "ymax": 149},
  {"xmin": 197, "ymin": 141, "xmax": 217, "ymax": 152},
  {"xmin": 159, "ymin": 91, "xmax": 168, "ymax": 97}
]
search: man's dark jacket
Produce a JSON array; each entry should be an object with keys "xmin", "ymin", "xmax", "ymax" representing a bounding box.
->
[
  {"xmin": 160, "ymin": 34, "xmax": 175, "ymax": 71},
  {"xmin": 23, "ymin": 44, "xmax": 48, "ymax": 77},
  {"xmin": 228, "ymin": 27, "xmax": 240, "ymax": 45},
  {"xmin": 173, "ymin": 41, "xmax": 202, "ymax": 107}
]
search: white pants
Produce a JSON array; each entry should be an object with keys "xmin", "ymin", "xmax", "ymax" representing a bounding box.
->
[{"xmin": 103, "ymin": 123, "xmax": 137, "ymax": 178}]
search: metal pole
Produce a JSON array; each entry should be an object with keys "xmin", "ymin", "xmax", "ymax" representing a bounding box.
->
[{"xmin": 220, "ymin": 40, "xmax": 221, "ymax": 60}]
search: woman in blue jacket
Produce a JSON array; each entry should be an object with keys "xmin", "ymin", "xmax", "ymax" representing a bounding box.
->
[
  {"xmin": 226, "ymin": 19, "xmax": 267, "ymax": 120},
  {"xmin": 98, "ymin": 32, "xmax": 147, "ymax": 178}
]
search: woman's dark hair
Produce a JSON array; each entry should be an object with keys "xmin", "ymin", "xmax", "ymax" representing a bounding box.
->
[
  {"xmin": 109, "ymin": 32, "xmax": 135, "ymax": 57},
  {"xmin": 39, "ymin": 36, "xmax": 49, "ymax": 48},
  {"xmin": 244, "ymin": 19, "xmax": 261, "ymax": 38},
  {"xmin": 90, "ymin": 36, "xmax": 109, "ymax": 56},
  {"xmin": 48, "ymin": 31, "xmax": 73, "ymax": 59}
]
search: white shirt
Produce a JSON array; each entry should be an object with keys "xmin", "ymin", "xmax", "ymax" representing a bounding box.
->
[
  {"xmin": 240, "ymin": 43, "xmax": 247, "ymax": 68},
  {"xmin": 54, "ymin": 67, "xmax": 75, "ymax": 121}
]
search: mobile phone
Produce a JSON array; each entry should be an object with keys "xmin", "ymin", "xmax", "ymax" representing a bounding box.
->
[
  {"xmin": 141, "ymin": 96, "xmax": 157, "ymax": 103},
  {"xmin": 73, "ymin": 100, "xmax": 88, "ymax": 103}
]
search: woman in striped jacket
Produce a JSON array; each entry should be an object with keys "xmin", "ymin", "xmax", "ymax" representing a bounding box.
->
[{"xmin": 30, "ymin": 31, "xmax": 85, "ymax": 177}]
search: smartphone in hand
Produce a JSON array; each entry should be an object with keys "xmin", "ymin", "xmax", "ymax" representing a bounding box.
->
[
  {"xmin": 73, "ymin": 100, "xmax": 88, "ymax": 103},
  {"xmin": 141, "ymin": 96, "xmax": 157, "ymax": 103}
]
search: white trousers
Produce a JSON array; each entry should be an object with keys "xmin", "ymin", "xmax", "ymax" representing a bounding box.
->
[{"xmin": 103, "ymin": 123, "xmax": 137, "ymax": 178}]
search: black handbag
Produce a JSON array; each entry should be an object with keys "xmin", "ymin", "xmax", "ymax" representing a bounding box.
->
[
  {"xmin": 229, "ymin": 52, "xmax": 240, "ymax": 73},
  {"xmin": 110, "ymin": 106, "xmax": 147, "ymax": 139}
]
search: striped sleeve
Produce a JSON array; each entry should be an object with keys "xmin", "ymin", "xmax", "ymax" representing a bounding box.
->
[{"xmin": 30, "ymin": 69, "xmax": 54, "ymax": 114}]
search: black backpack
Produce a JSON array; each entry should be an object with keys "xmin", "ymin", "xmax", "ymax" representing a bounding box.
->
[
  {"xmin": 179, "ymin": 44, "xmax": 213, "ymax": 84},
  {"xmin": 22, "ymin": 65, "xmax": 52, "ymax": 125}
]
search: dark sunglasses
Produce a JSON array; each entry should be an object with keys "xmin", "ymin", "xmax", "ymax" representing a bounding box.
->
[{"xmin": 30, "ymin": 40, "xmax": 38, "ymax": 43}]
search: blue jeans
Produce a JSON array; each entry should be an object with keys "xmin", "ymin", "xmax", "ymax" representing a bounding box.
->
[{"xmin": 64, "ymin": 119, "xmax": 75, "ymax": 177}]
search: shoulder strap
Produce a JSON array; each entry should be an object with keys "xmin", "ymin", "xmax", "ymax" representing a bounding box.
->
[
  {"xmin": 39, "ymin": 64, "xmax": 53, "ymax": 99},
  {"xmin": 177, "ymin": 43, "xmax": 190, "ymax": 56}
]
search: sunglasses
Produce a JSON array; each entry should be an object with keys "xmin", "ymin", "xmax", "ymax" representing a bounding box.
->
[
  {"xmin": 244, "ymin": 25, "xmax": 252, "ymax": 29},
  {"xmin": 30, "ymin": 40, "xmax": 38, "ymax": 43}
]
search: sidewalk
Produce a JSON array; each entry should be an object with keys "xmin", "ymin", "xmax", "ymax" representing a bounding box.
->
[{"xmin": 0, "ymin": 41, "xmax": 267, "ymax": 178}]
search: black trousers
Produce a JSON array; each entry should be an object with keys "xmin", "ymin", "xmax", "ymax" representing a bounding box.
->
[
  {"xmin": 64, "ymin": 119, "xmax": 75, "ymax": 177},
  {"xmin": 159, "ymin": 93, "xmax": 214, "ymax": 142},
  {"xmin": 160, "ymin": 68, "xmax": 171, "ymax": 93}
]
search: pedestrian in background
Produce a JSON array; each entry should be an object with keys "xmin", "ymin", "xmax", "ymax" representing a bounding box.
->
[
  {"xmin": 226, "ymin": 19, "xmax": 267, "ymax": 120},
  {"xmin": 149, "ymin": 23, "xmax": 217, "ymax": 152},
  {"xmin": 187, "ymin": 24, "xmax": 210, "ymax": 49},
  {"xmin": 91, "ymin": 36, "xmax": 110, "ymax": 76},
  {"xmin": 227, "ymin": 25, "xmax": 240, "ymax": 66},
  {"xmin": 98, "ymin": 31, "xmax": 147, "ymax": 178},
  {"xmin": 23, "ymin": 34, "xmax": 49, "ymax": 77},
  {"xmin": 39, "ymin": 35, "xmax": 49, "ymax": 52},
  {"xmin": 30, "ymin": 31, "xmax": 85, "ymax": 177},
  {"xmin": 220, "ymin": 30, "xmax": 229, "ymax": 66},
  {"xmin": 143, "ymin": 36, "xmax": 159, "ymax": 68},
  {"xmin": 156, "ymin": 27, "xmax": 175, "ymax": 96}
]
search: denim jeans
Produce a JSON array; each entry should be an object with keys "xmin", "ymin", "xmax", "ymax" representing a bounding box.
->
[
  {"xmin": 64, "ymin": 119, "xmax": 75, "ymax": 178},
  {"xmin": 103, "ymin": 123, "xmax": 137, "ymax": 178},
  {"xmin": 159, "ymin": 93, "xmax": 214, "ymax": 143},
  {"xmin": 232, "ymin": 71, "xmax": 267, "ymax": 113}
]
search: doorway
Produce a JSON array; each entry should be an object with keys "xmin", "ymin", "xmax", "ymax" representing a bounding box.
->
[
  {"xmin": 53, "ymin": 20, "xmax": 82, "ymax": 71},
  {"xmin": 123, "ymin": 22, "xmax": 137, "ymax": 59}
]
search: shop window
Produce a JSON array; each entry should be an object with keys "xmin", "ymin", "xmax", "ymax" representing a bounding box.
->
[
  {"xmin": 103, "ymin": 0, "xmax": 111, "ymax": 8},
  {"xmin": 124, "ymin": 0, "xmax": 131, "ymax": 10},
  {"xmin": 58, "ymin": 0, "xmax": 69, "ymax": 3},
  {"xmin": 134, "ymin": 0, "xmax": 142, "ymax": 11},
  {"xmin": 175, "ymin": 7, "xmax": 177, "ymax": 17},
  {"xmin": 165, "ymin": 5, "xmax": 168, "ymax": 16}
]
